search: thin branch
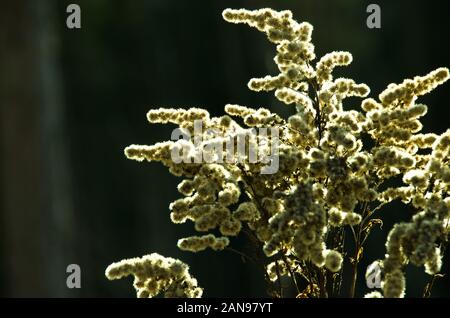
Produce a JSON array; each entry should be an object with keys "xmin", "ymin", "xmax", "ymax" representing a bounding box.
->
[
  {"xmin": 274, "ymin": 260, "xmax": 283, "ymax": 298},
  {"xmin": 225, "ymin": 247, "xmax": 255, "ymax": 263},
  {"xmin": 281, "ymin": 253, "xmax": 301, "ymax": 295}
]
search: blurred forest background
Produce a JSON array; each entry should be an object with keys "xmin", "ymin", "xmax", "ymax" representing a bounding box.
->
[{"xmin": 0, "ymin": 0, "xmax": 449, "ymax": 297}]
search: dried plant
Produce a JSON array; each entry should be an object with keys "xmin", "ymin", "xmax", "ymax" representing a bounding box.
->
[
  {"xmin": 106, "ymin": 253, "xmax": 202, "ymax": 298},
  {"xmin": 106, "ymin": 8, "xmax": 450, "ymax": 298}
]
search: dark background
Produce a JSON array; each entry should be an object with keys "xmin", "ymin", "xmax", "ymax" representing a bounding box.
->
[{"xmin": 0, "ymin": 0, "xmax": 449, "ymax": 297}]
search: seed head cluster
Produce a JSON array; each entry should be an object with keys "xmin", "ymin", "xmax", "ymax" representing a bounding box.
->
[{"xmin": 107, "ymin": 8, "xmax": 450, "ymax": 298}]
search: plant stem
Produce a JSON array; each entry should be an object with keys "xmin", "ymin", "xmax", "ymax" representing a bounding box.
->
[
  {"xmin": 423, "ymin": 224, "xmax": 448, "ymax": 297},
  {"xmin": 274, "ymin": 260, "xmax": 283, "ymax": 298},
  {"xmin": 329, "ymin": 227, "xmax": 345, "ymax": 297},
  {"xmin": 318, "ymin": 268, "xmax": 328, "ymax": 298},
  {"xmin": 349, "ymin": 252, "xmax": 359, "ymax": 298},
  {"xmin": 225, "ymin": 247, "xmax": 254, "ymax": 263},
  {"xmin": 349, "ymin": 225, "xmax": 360, "ymax": 298},
  {"xmin": 282, "ymin": 254, "xmax": 301, "ymax": 295}
]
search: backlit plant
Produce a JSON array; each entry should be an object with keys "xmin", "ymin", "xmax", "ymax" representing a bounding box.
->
[{"xmin": 105, "ymin": 8, "xmax": 450, "ymax": 298}]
